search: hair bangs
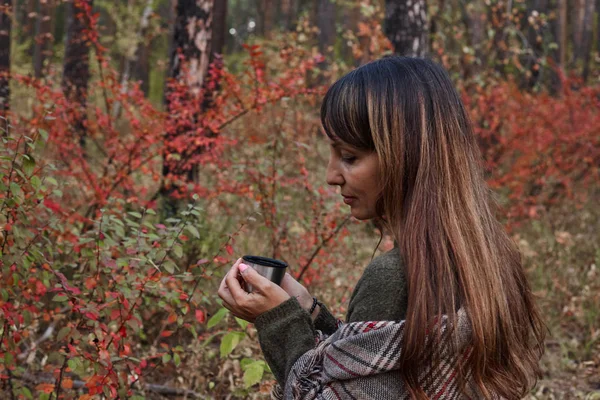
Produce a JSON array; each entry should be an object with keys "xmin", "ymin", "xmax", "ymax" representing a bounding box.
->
[{"xmin": 320, "ymin": 71, "xmax": 374, "ymax": 151}]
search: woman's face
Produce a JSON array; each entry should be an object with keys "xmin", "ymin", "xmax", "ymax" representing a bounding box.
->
[{"xmin": 326, "ymin": 137, "xmax": 381, "ymax": 220}]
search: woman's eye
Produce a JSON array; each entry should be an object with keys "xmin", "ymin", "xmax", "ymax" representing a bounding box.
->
[{"xmin": 341, "ymin": 154, "xmax": 357, "ymax": 164}]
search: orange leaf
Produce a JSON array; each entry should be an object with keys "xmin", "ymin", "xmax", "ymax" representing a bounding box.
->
[
  {"xmin": 167, "ymin": 313, "xmax": 177, "ymax": 324},
  {"xmin": 161, "ymin": 330, "xmax": 174, "ymax": 337},
  {"xmin": 62, "ymin": 378, "xmax": 74, "ymax": 389},
  {"xmin": 36, "ymin": 383, "xmax": 55, "ymax": 393}
]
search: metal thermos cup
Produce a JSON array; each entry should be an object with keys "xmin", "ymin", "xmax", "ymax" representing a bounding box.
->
[{"xmin": 241, "ymin": 255, "xmax": 288, "ymax": 293}]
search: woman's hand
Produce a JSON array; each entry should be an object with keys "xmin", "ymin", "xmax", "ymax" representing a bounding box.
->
[
  {"xmin": 280, "ymin": 273, "xmax": 317, "ymax": 316},
  {"xmin": 218, "ymin": 258, "xmax": 290, "ymax": 323}
]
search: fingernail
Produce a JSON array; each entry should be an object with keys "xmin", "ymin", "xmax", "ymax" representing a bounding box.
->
[{"xmin": 239, "ymin": 263, "xmax": 249, "ymax": 273}]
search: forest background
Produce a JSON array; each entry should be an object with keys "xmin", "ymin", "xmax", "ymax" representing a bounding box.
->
[{"xmin": 0, "ymin": 0, "xmax": 599, "ymax": 398}]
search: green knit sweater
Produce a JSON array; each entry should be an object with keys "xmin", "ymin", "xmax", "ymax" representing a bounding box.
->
[{"xmin": 254, "ymin": 247, "xmax": 407, "ymax": 386}]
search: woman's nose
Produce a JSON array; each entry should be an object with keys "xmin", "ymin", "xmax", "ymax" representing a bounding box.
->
[{"xmin": 326, "ymin": 158, "xmax": 344, "ymax": 186}]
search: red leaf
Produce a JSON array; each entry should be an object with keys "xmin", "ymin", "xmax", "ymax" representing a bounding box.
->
[
  {"xmin": 195, "ymin": 309, "xmax": 205, "ymax": 323},
  {"xmin": 43, "ymin": 198, "xmax": 63, "ymax": 213}
]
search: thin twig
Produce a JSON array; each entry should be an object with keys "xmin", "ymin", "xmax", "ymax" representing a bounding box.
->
[
  {"xmin": 297, "ymin": 216, "xmax": 351, "ymax": 281},
  {"xmin": 53, "ymin": 353, "xmax": 68, "ymax": 399}
]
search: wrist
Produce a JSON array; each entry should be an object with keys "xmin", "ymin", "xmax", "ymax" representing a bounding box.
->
[
  {"xmin": 299, "ymin": 293, "xmax": 314, "ymax": 311},
  {"xmin": 302, "ymin": 296, "xmax": 321, "ymax": 321}
]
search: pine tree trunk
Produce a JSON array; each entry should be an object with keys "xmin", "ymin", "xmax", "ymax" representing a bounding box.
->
[
  {"xmin": 459, "ymin": 0, "xmax": 486, "ymax": 77},
  {"xmin": 490, "ymin": 0, "xmax": 509, "ymax": 75},
  {"xmin": 316, "ymin": 0, "xmax": 335, "ymax": 73},
  {"xmin": 552, "ymin": 0, "xmax": 567, "ymax": 93},
  {"xmin": 133, "ymin": 40, "xmax": 151, "ymax": 96},
  {"xmin": 62, "ymin": 0, "xmax": 94, "ymax": 142},
  {"xmin": 258, "ymin": 0, "xmax": 274, "ymax": 38},
  {"xmin": 524, "ymin": 0, "xmax": 548, "ymax": 88},
  {"xmin": 0, "ymin": 0, "xmax": 11, "ymax": 117},
  {"xmin": 572, "ymin": 0, "xmax": 586, "ymax": 65},
  {"xmin": 384, "ymin": 0, "xmax": 428, "ymax": 57},
  {"xmin": 280, "ymin": 0, "xmax": 296, "ymax": 31},
  {"xmin": 581, "ymin": 0, "xmax": 595, "ymax": 82},
  {"xmin": 33, "ymin": 0, "xmax": 54, "ymax": 78},
  {"xmin": 212, "ymin": 0, "xmax": 227, "ymax": 60},
  {"xmin": 25, "ymin": 0, "xmax": 36, "ymax": 43}
]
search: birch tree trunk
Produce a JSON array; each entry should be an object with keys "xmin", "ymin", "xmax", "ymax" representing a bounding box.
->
[
  {"xmin": 384, "ymin": 0, "xmax": 428, "ymax": 57},
  {"xmin": 161, "ymin": 0, "xmax": 228, "ymax": 201},
  {"xmin": 168, "ymin": 0, "xmax": 214, "ymax": 96}
]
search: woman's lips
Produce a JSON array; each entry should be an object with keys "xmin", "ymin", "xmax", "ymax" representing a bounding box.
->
[{"xmin": 343, "ymin": 196, "xmax": 356, "ymax": 205}]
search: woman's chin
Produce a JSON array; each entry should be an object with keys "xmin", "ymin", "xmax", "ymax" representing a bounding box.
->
[{"xmin": 349, "ymin": 208, "xmax": 374, "ymax": 221}]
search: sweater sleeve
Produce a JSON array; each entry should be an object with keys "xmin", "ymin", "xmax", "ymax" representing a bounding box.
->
[
  {"xmin": 313, "ymin": 303, "xmax": 340, "ymax": 335},
  {"xmin": 255, "ymin": 297, "xmax": 316, "ymax": 386}
]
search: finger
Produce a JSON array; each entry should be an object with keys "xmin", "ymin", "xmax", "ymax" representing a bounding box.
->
[
  {"xmin": 280, "ymin": 273, "xmax": 296, "ymax": 289},
  {"xmin": 225, "ymin": 258, "xmax": 243, "ymax": 282},
  {"xmin": 218, "ymin": 272, "xmax": 230, "ymax": 293},
  {"xmin": 226, "ymin": 260, "xmax": 249, "ymax": 300},
  {"xmin": 238, "ymin": 263, "xmax": 271, "ymax": 293},
  {"xmin": 218, "ymin": 279, "xmax": 235, "ymax": 306}
]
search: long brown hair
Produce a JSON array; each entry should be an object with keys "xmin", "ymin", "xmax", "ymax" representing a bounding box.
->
[{"xmin": 320, "ymin": 57, "xmax": 545, "ymax": 399}]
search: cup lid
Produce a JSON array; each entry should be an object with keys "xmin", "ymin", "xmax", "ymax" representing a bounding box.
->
[{"xmin": 242, "ymin": 255, "xmax": 288, "ymax": 268}]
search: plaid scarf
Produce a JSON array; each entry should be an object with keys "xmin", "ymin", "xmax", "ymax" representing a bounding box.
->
[{"xmin": 273, "ymin": 309, "xmax": 484, "ymax": 400}]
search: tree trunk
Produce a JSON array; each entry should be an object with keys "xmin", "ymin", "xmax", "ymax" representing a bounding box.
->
[
  {"xmin": 571, "ymin": 0, "xmax": 586, "ymax": 65},
  {"xmin": 384, "ymin": 0, "xmax": 428, "ymax": 57},
  {"xmin": 212, "ymin": 0, "xmax": 227, "ymax": 61},
  {"xmin": 113, "ymin": 0, "xmax": 154, "ymax": 118},
  {"xmin": 133, "ymin": 39, "xmax": 151, "ymax": 96},
  {"xmin": 524, "ymin": 0, "xmax": 548, "ymax": 88},
  {"xmin": 62, "ymin": 0, "xmax": 94, "ymax": 143},
  {"xmin": 0, "ymin": 0, "xmax": 11, "ymax": 118},
  {"xmin": 257, "ymin": 0, "xmax": 274, "ymax": 38},
  {"xmin": 132, "ymin": 0, "xmax": 154, "ymax": 96},
  {"xmin": 552, "ymin": 0, "xmax": 567, "ymax": 93},
  {"xmin": 581, "ymin": 0, "xmax": 595, "ymax": 82},
  {"xmin": 33, "ymin": 0, "xmax": 54, "ymax": 78},
  {"xmin": 25, "ymin": 0, "xmax": 36, "ymax": 42},
  {"xmin": 168, "ymin": 0, "xmax": 214, "ymax": 96},
  {"xmin": 459, "ymin": 0, "xmax": 486, "ymax": 78},
  {"xmin": 316, "ymin": 0, "xmax": 335, "ymax": 72},
  {"xmin": 490, "ymin": 0, "xmax": 509, "ymax": 76},
  {"xmin": 162, "ymin": 0, "xmax": 227, "ymax": 200},
  {"xmin": 280, "ymin": 0, "xmax": 296, "ymax": 31}
]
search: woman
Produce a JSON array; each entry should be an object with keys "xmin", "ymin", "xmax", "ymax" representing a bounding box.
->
[{"xmin": 218, "ymin": 56, "xmax": 545, "ymax": 399}]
